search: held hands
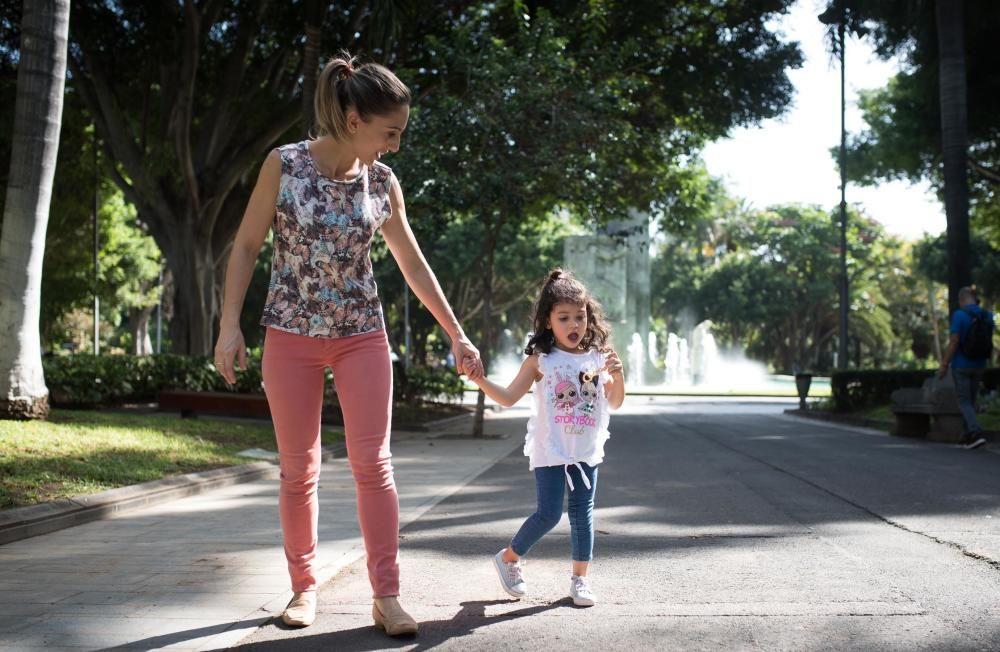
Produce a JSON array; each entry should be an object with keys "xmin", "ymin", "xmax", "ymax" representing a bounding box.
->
[
  {"xmin": 214, "ymin": 325, "xmax": 248, "ymax": 385},
  {"xmin": 452, "ymin": 334, "xmax": 484, "ymax": 380}
]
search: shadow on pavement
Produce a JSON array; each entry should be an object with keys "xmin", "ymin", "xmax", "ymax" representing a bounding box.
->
[{"xmin": 232, "ymin": 599, "xmax": 568, "ymax": 651}]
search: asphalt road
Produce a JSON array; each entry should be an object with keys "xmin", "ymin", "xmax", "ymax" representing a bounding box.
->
[{"xmin": 234, "ymin": 397, "xmax": 1000, "ymax": 651}]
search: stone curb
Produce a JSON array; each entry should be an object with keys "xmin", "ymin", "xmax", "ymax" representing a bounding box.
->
[
  {"xmin": 785, "ymin": 408, "xmax": 1000, "ymax": 443},
  {"xmin": 401, "ymin": 410, "xmax": 476, "ymax": 432},
  {"xmin": 783, "ymin": 407, "xmax": 893, "ymax": 431},
  {"xmin": 0, "ymin": 441, "xmax": 347, "ymax": 547}
]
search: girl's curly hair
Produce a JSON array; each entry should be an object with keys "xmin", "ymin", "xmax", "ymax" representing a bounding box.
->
[{"xmin": 524, "ymin": 268, "xmax": 611, "ymax": 355}]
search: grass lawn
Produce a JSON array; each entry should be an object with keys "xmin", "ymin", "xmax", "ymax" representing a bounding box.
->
[{"xmin": 0, "ymin": 409, "xmax": 342, "ymax": 510}]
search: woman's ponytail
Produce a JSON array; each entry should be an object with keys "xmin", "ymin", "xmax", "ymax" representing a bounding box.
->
[{"xmin": 313, "ymin": 51, "xmax": 410, "ymax": 140}]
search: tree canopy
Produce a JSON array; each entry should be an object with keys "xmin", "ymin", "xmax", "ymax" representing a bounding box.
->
[{"xmin": 823, "ymin": 0, "xmax": 1000, "ymax": 303}]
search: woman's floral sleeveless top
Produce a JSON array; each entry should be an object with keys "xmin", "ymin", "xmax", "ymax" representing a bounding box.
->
[{"xmin": 260, "ymin": 141, "xmax": 393, "ymax": 338}]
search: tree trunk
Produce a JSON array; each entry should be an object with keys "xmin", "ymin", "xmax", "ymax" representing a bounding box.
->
[
  {"xmin": 130, "ymin": 305, "xmax": 155, "ymax": 355},
  {"xmin": 164, "ymin": 230, "xmax": 218, "ymax": 356},
  {"xmin": 928, "ymin": 283, "xmax": 943, "ymax": 360},
  {"xmin": 935, "ymin": 0, "xmax": 972, "ymax": 312},
  {"xmin": 69, "ymin": 2, "xmax": 301, "ymax": 355},
  {"xmin": 472, "ymin": 226, "xmax": 497, "ymax": 438},
  {"xmin": 302, "ymin": 0, "xmax": 322, "ymax": 138},
  {"xmin": 0, "ymin": 0, "xmax": 70, "ymax": 420}
]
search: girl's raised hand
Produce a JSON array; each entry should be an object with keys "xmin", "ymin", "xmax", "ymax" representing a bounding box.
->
[{"xmin": 603, "ymin": 350, "xmax": 624, "ymax": 378}]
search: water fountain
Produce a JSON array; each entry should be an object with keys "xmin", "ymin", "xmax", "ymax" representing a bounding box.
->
[
  {"xmin": 647, "ymin": 332, "xmax": 660, "ymax": 381},
  {"xmin": 491, "ymin": 328, "xmax": 526, "ymax": 381},
  {"xmin": 626, "ymin": 333, "xmax": 645, "ymax": 387},
  {"xmin": 664, "ymin": 333, "xmax": 680, "ymax": 385},
  {"xmin": 678, "ymin": 338, "xmax": 691, "ymax": 385}
]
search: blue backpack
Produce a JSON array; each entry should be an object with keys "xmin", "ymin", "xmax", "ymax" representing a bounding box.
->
[{"xmin": 960, "ymin": 307, "xmax": 994, "ymax": 360}]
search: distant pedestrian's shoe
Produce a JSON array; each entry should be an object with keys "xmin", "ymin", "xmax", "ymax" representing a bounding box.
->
[
  {"xmin": 493, "ymin": 549, "xmax": 526, "ymax": 597},
  {"xmin": 964, "ymin": 435, "xmax": 987, "ymax": 449},
  {"xmin": 281, "ymin": 591, "xmax": 316, "ymax": 627},
  {"xmin": 569, "ymin": 575, "xmax": 596, "ymax": 607},
  {"xmin": 372, "ymin": 596, "xmax": 418, "ymax": 636}
]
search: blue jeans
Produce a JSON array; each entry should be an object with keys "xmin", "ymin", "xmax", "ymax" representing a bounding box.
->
[
  {"xmin": 952, "ymin": 367, "xmax": 984, "ymax": 437},
  {"xmin": 510, "ymin": 463, "xmax": 598, "ymax": 562}
]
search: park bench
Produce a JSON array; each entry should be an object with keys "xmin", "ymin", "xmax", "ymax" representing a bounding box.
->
[
  {"xmin": 158, "ymin": 390, "xmax": 271, "ymax": 419},
  {"xmin": 889, "ymin": 377, "xmax": 964, "ymax": 443}
]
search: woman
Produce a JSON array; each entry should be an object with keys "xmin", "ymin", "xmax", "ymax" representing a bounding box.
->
[{"xmin": 213, "ymin": 52, "xmax": 482, "ymax": 636}]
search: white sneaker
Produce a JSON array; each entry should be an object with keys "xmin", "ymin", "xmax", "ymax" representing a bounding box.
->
[
  {"xmin": 569, "ymin": 575, "xmax": 596, "ymax": 606},
  {"xmin": 492, "ymin": 549, "xmax": 526, "ymax": 597}
]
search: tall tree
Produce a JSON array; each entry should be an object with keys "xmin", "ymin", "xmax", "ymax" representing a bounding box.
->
[
  {"xmin": 67, "ymin": 2, "xmax": 302, "ymax": 355},
  {"xmin": 0, "ymin": 0, "xmax": 70, "ymax": 419},
  {"xmin": 66, "ymin": 1, "xmax": 407, "ymax": 354},
  {"xmin": 393, "ymin": 1, "xmax": 802, "ymax": 433},
  {"xmin": 822, "ymin": 0, "xmax": 993, "ymax": 310},
  {"xmin": 934, "ymin": 0, "xmax": 972, "ymax": 310},
  {"xmin": 653, "ymin": 204, "xmax": 898, "ymax": 373}
]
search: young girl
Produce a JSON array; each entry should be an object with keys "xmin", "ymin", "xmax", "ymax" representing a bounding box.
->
[{"xmin": 471, "ymin": 268, "xmax": 625, "ymax": 606}]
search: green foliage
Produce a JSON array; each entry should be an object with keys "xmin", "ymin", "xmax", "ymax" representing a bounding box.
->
[
  {"xmin": 4, "ymin": 1, "xmax": 806, "ymax": 359},
  {"xmin": 43, "ymin": 354, "xmax": 263, "ymax": 408},
  {"xmin": 653, "ymin": 198, "xmax": 909, "ymax": 373},
  {"xmin": 96, "ymin": 192, "xmax": 161, "ymax": 315},
  {"xmin": 385, "ymin": 1, "xmax": 801, "ymax": 370},
  {"xmin": 377, "ymin": 212, "xmax": 584, "ymax": 365},
  {"xmin": 831, "ymin": 369, "xmax": 934, "ymax": 412},
  {"xmin": 826, "ymin": 0, "xmax": 1000, "ymax": 238},
  {"xmin": 830, "ymin": 368, "xmax": 1000, "ymax": 412},
  {"xmin": 34, "ymin": 112, "xmax": 163, "ymax": 352},
  {"xmin": 394, "ymin": 364, "xmax": 467, "ymax": 405},
  {"xmin": 913, "ymin": 233, "xmax": 1000, "ymax": 306}
]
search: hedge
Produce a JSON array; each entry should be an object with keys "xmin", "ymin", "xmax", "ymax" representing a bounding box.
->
[
  {"xmin": 42, "ymin": 353, "xmax": 465, "ymax": 408},
  {"xmin": 43, "ymin": 354, "xmax": 263, "ymax": 407},
  {"xmin": 831, "ymin": 368, "xmax": 1000, "ymax": 412}
]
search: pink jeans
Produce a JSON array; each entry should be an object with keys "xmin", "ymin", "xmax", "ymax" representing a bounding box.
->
[{"xmin": 262, "ymin": 327, "xmax": 399, "ymax": 597}]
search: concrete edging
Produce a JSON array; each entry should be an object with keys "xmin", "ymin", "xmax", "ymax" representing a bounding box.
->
[{"xmin": 783, "ymin": 408, "xmax": 893, "ymax": 431}]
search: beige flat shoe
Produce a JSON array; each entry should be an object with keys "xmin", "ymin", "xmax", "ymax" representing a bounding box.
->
[
  {"xmin": 372, "ymin": 596, "xmax": 418, "ymax": 636},
  {"xmin": 281, "ymin": 591, "xmax": 316, "ymax": 627}
]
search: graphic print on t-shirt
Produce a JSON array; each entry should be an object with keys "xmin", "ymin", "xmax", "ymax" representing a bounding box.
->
[{"xmin": 548, "ymin": 360, "xmax": 602, "ymax": 436}]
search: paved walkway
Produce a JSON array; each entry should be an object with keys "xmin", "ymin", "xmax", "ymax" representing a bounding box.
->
[
  {"xmin": 236, "ymin": 399, "xmax": 1000, "ymax": 651},
  {"xmin": 0, "ymin": 410, "xmax": 526, "ymax": 651}
]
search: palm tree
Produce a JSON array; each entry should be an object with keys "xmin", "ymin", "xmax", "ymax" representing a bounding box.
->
[
  {"xmin": 935, "ymin": 0, "xmax": 972, "ymax": 310},
  {"xmin": 0, "ymin": 0, "xmax": 71, "ymax": 419}
]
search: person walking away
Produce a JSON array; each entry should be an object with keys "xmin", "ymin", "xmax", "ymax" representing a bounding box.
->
[{"xmin": 938, "ymin": 286, "xmax": 994, "ymax": 449}]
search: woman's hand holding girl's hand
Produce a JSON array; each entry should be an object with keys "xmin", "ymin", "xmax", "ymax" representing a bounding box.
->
[
  {"xmin": 452, "ymin": 334, "xmax": 484, "ymax": 380},
  {"xmin": 214, "ymin": 324, "xmax": 247, "ymax": 385}
]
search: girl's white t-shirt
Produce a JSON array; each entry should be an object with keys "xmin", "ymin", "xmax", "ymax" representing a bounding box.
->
[{"xmin": 524, "ymin": 348, "xmax": 611, "ymax": 471}]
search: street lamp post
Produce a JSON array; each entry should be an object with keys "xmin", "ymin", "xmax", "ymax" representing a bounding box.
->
[
  {"xmin": 819, "ymin": 6, "xmax": 850, "ymax": 370},
  {"xmin": 837, "ymin": 17, "xmax": 849, "ymax": 370},
  {"xmin": 92, "ymin": 128, "xmax": 100, "ymax": 355}
]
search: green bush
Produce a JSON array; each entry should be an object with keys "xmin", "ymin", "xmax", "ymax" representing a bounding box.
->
[
  {"xmin": 831, "ymin": 368, "xmax": 1000, "ymax": 412},
  {"xmin": 43, "ymin": 353, "xmax": 466, "ymax": 408},
  {"xmin": 394, "ymin": 363, "xmax": 466, "ymax": 405},
  {"xmin": 43, "ymin": 353, "xmax": 263, "ymax": 407}
]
